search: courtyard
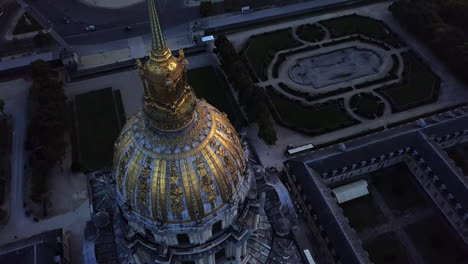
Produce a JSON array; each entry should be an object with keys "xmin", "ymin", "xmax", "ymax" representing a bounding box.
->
[
  {"xmin": 336, "ymin": 162, "xmax": 468, "ymax": 264},
  {"xmin": 363, "ymin": 232, "xmax": 410, "ymax": 264},
  {"xmin": 446, "ymin": 141, "xmax": 468, "ymax": 176}
]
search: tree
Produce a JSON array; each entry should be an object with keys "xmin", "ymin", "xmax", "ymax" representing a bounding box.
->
[
  {"xmin": 214, "ymin": 34, "xmax": 278, "ymax": 145},
  {"xmin": 31, "ymin": 59, "xmax": 53, "ymax": 80},
  {"xmin": 257, "ymin": 117, "xmax": 277, "ymax": 145},
  {"xmin": 33, "ymin": 32, "xmax": 52, "ymax": 47},
  {"xmin": 200, "ymin": 0, "xmax": 214, "ymax": 17},
  {"xmin": 0, "ymin": 99, "xmax": 4, "ymax": 115},
  {"xmin": 390, "ymin": 0, "xmax": 468, "ymax": 85},
  {"xmin": 26, "ymin": 60, "xmax": 67, "ymax": 202}
]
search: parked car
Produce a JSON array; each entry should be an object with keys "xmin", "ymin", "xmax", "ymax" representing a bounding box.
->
[
  {"xmin": 63, "ymin": 17, "xmax": 70, "ymax": 24},
  {"xmin": 124, "ymin": 26, "xmax": 133, "ymax": 31},
  {"xmin": 86, "ymin": 25, "xmax": 95, "ymax": 31}
]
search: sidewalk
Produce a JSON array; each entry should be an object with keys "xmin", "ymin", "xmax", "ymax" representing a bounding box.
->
[
  {"xmin": 80, "ymin": 0, "xmax": 143, "ymax": 9},
  {"xmin": 0, "ymin": 51, "xmax": 53, "ymax": 71},
  {"xmin": 202, "ymin": 0, "xmax": 376, "ymax": 31}
]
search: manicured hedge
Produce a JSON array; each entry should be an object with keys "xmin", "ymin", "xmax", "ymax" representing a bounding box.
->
[
  {"xmin": 266, "ymin": 87, "xmax": 359, "ymax": 135},
  {"xmin": 277, "ymin": 82, "xmax": 353, "ymax": 102}
]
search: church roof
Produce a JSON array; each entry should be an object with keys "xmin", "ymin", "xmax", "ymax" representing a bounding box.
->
[{"xmin": 114, "ymin": 101, "xmax": 246, "ymax": 224}]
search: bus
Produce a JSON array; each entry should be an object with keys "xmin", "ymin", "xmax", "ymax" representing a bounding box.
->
[
  {"xmin": 285, "ymin": 144, "xmax": 314, "ymax": 156},
  {"xmin": 304, "ymin": 249, "xmax": 316, "ymax": 264}
]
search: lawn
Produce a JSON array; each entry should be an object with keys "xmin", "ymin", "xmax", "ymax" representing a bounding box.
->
[
  {"xmin": 405, "ymin": 216, "xmax": 468, "ymax": 264},
  {"xmin": 381, "ymin": 53, "xmax": 439, "ymax": 110},
  {"xmin": 267, "ymin": 89, "xmax": 356, "ymax": 133},
  {"xmin": 446, "ymin": 142, "xmax": 468, "ymax": 176},
  {"xmin": 340, "ymin": 195, "xmax": 384, "ymax": 231},
  {"xmin": 363, "ymin": 232, "xmax": 411, "ymax": 264},
  {"xmin": 350, "ymin": 93, "xmax": 384, "ymax": 119},
  {"xmin": 244, "ymin": 29, "xmax": 300, "ymax": 78},
  {"xmin": 13, "ymin": 13, "xmax": 42, "ymax": 35},
  {"xmin": 75, "ymin": 88, "xmax": 124, "ymax": 173},
  {"xmin": 296, "ymin": 24, "xmax": 325, "ymax": 42},
  {"xmin": 372, "ymin": 163, "xmax": 427, "ymax": 215},
  {"xmin": 321, "ymin": 14, "xmax": 400, "ymax": 47},
  {"xmin": 187, "ymin": 66, "xmax": 243, "ymax": 128}
]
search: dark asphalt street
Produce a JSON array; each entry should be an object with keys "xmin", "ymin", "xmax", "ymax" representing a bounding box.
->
[{"xmin": 22, "ymin": 0, "xmax": 198, "ymax": 45}]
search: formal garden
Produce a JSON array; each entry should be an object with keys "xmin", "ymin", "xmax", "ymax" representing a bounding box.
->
[
  {"xmin": 350, "ymin": 92, "xmax": 385, "ymax": 119},
  {"xmin": 72, "ymin": 88, "xmax": 126, "ymax": 173},
  {"xmin": 231, "ymin": 13, "xmax": 442, "ymax": 139}
]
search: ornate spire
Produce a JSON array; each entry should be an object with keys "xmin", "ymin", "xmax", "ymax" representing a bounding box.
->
[
  {"xmin": 135, "ymin": 0, "xmax": 196, "ymax": 132},
  {"xmin": 148, "ymin": 0, "xmax": 166, "ymax": 51}
]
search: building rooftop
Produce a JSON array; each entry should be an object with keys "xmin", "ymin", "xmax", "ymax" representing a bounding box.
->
[
  {"xmin": 284, "ymin": 106, "xmax": 468, "ymax": 263},
  {"xmin": 0, "ymin": 228, "xmax": 68, "ymax": 264}
]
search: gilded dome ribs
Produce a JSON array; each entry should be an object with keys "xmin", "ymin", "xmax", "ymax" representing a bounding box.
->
[
  {"xmin": 127, "ymin": 152, "xmax": 144, "ymax": 209},
  {"xmin": 214, "ymin": 129, "xmax": 244, "ymax": 186},
  {"xmin": 114, "ymin": 102, "xmax": 246, "ymax": 224},
  {"xmin": 210, "ymin": 138, "xmax": 236, "ymax": 192},
  {"xmin": 159, "ymin": 160, "xmax": 167, "ymax": 221},
  {"xmin": 137, "ymin": 157, "xmax": 153, "ymax": 217},
  {"xmin": 180, "ymin": 159, "xmax": 196, "ymax": 220},
  {"xmin": 194, "ymin": 155, "xmax": 217, "ymax": 204},
  {"xmin": 168, "ymin": 161, "xmax": 184, "ymax": 217},
  {"xmin": 117, "ymin": 144, "xmax": 135, "ymax": 192},
  {"xmin": 150, "ymin": 159, "xmax": 161, "ymax": 220},
  {"xmin": 202, "ymin": 147, "xmax": 231, "ymax": 201},
  {"xmin": 187, "ymin": 157, "xmax": 205, "ymax": 217}
]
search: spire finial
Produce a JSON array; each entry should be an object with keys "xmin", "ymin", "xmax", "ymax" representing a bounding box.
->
[{"xmin": 148, "ymin": 0, "xmax": 166, "ymax": 51}]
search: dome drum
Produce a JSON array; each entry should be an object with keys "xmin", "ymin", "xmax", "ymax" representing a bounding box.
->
[{"xmin": 116, "ymin": 169, "xmax": 252, "ymax": 244}]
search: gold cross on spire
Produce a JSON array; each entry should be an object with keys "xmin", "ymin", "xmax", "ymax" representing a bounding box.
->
[{"xmin": 148, "ymin": 0, "xmax": 166, "ymax": 51}]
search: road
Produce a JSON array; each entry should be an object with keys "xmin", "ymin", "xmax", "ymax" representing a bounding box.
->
[{"xmin": 22, "ymin": 0, "xmax": 198, "ymax": 45}]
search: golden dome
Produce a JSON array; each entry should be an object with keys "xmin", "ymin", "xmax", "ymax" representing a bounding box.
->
[
  {"xmin": 113, "ymin": 101, "xmax": 246, "ymax": 223},
  {"xmin": 113, "ymin": 0, "xmax": 247, "ymax": 225}
]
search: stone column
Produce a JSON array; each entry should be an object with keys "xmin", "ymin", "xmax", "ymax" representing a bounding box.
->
[
  {"xmin": 234, "ymin": 244, "xmax": 242, "ymax": 262},
  {"xmin": 206, "ymin": 253, "xmax": 215, "ymax": 264},
  {"xmin": 241, "ymin": 241, "xmax": 247, "ymax": 256}
]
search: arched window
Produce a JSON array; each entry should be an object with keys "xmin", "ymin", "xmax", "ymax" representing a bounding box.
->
[
  {"xmin": 212, "ymin": 220, "xmax": 223, "ymax": 234},
  {"xmin": 215, "ymin": 248, "xmax": 226, "ymax": 261},
  {"xmin": 177, "ymin": 233, "xmax": 190, "ymax": 245}
]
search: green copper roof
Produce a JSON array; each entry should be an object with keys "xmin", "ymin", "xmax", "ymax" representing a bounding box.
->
[{"xmin": 148, "ymin": 0, "xmax": 166, "ymax": 51}]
